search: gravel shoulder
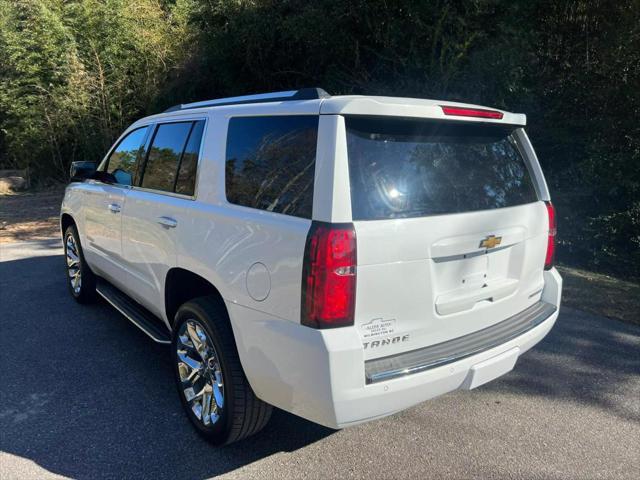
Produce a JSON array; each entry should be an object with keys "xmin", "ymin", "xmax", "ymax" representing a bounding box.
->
[{"xmin": 0, "ymin": 186, "xmax": 64, "ymax": 243}]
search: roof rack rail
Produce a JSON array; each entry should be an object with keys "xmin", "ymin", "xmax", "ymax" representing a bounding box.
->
[{"xmin": 164, "ymin": 87, "xmax": 331, "ymax": 113}]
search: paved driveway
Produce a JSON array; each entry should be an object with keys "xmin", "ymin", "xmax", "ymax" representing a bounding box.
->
[{"xmin": 1, "ymin": 240, "xmax": 638, "ymax": 480}]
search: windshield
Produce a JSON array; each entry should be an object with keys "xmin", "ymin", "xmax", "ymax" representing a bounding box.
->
[{"xmin": 345, "ymin": 116, "xmax": 538, "ymax": 220}]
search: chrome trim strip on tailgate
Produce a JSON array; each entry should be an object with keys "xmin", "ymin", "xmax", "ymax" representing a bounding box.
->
[{"xmin": 365, "ymin": 301, "xmax": 556, "ymax": 384}]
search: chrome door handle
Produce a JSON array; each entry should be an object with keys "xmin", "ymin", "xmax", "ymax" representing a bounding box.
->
[
  {"xmin": 108, "ymin": 203, "xmax": 121, "ymax": 213},
  {"xmin": 157, "ymin": 216, "xmax": 177, "ymax": 229}
]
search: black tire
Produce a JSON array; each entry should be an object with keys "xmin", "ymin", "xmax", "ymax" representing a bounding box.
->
[
  {"xmin": 172, "ymin": 296, "xmax": 272, "ymax": 445},
  {"xmin": 63, "ymin": 224, "xmax": 96, "ymax": 304}
]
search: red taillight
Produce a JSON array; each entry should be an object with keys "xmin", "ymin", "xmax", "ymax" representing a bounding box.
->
[
  {"xmin": 301, "ymin": 222, "xmax": 356, "ymax": 329},
  {"xmin": 545, "ymin": 201, "xmax": 556, "ymax": 270},
  {"xmin": 441, "ymin": 106, "xmax": 504, "ymax": 119}
]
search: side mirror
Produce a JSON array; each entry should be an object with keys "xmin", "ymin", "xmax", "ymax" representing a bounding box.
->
[
  {"xmin": 69, "ymin": 161, "xmax": 97, "ymax": 182},
  {"xmin": 92, "ymin": 170, "xmax": 117, "ymax": 184}
]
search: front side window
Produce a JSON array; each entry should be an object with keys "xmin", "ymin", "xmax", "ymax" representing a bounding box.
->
[
  {"xmin": 346, "ymin": 117, "xmax": 538, "ymax": 220},
  {"xmin": 105, "ymin": 126, "xmax": 149, "ymax": 186},
  {"xmin": 225, "ymin": 115, "xmax": 318, "ymax": 218}
]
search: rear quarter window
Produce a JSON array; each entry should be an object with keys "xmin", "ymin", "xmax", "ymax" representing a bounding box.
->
[
  {"xmin": 225, "ymin": 115, "xmax": 318, "ymax": 219},
  {"xmin": 346, "ymin": 117, "xmax": 538, "ymax": 220}
]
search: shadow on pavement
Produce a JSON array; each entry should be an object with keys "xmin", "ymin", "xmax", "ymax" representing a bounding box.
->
[
  {"xmin": 0, "ymin": 254, "xmax": 333, "ymax": 479},
  {"xmin": 484, "ymin": 306, "xmax": 640, "ymax": 423}
]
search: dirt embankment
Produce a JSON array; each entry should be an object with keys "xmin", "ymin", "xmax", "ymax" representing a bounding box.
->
[{"xmin": 0, "ymin": 186, "xmax": 65, "ymax": 243}]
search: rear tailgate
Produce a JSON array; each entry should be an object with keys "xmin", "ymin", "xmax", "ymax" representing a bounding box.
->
[{"xmin": 344, "ymin": 116, "xmax": 549, "ymax": 361}]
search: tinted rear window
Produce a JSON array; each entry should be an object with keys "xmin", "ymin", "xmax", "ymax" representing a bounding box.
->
[
  {"xmin": 346, "ymin": 117, "xmax": 538, "ymax": 220},
  {"xmin": 225, "ymin": 115, "xmax": 318, "ymax": 218}
]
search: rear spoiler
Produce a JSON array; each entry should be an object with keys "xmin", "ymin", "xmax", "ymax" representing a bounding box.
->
[{"xmin": 320, "ymin": 97, "xmax": 526, "ymax": 125}]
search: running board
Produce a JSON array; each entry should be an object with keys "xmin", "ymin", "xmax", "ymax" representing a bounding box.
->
[{"xmin": 96, "ymin": 279, "xmax": 171, "ymax": 344}]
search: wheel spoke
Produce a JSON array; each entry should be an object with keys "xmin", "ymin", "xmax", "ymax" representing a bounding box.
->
[
  {"xmin": 213, "ymin": 382, "xmax": 224, "ymax": 409},
  {"xmin": 190, "ymin": 384, "xmax": 212, "ymax": 421},
  {"xmin": 186, "ymin": 322, "xmax": 206, "ymax": 359},
  {"xmin": 66, "ymin": 249, "xmax": 79, "ymax": 263},
  {"xmin": 201, "ymin": 386, "xmax": 212, "ymax": 425},
  {"xmin": 187, "ymin": 367, "xmax": 200, "ymax": 383},
  {"xmin": 191, "ymin": 400, "xmax": 203, "ymax": 420},
  {"xmin": 178, "ymin": 333, "xmax": 194, "ymax": 350},
  {"xmin": 178, "ymin": 360, "xmax": 201, "ymax": 385},
  {"xmin": 214, "ymin": 370, "xmax": 223, "ymax": 388},
  {"xmin": 177, "ymin": 350, "xmax": 202, "ymax": 373},
  {"xmin": 176, "ymin": 318, "xmax": 224, "ymax": 427},
  {"xmin": 178, "ymin": 334, "xmax": 203, "ymax": 366},
  {"xmin": 66, "ymin": 241, "xmax": 78, "ymax": 257},
  {"xmin": 184, "ymin": 386, "xmax": 196, "ymax": 402}
]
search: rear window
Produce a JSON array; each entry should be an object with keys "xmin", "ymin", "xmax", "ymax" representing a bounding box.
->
[
  {"xmin": 345, "ymin": 117, "xmax": 538, "ymax": 220},
  {"xmin": 225, "ymin": 115, "xmax": 318, "ymax": 219}
]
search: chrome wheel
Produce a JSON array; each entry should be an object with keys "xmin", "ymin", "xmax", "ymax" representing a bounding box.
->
[
  {"xmin": 176, "ymin": 319, "xmax": 224, "ymax": 426},
  {"xmin": 65, "ymin": 233, "xmax": 82, "ymax": 295}
]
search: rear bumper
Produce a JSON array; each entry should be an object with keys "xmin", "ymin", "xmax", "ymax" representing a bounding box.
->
[
  {"xmin": 365, "ymin": 300, "xmax": 556, "ymax": 384},
  {"xmin": 228, "ymin": 268, "xmax": 562, "ymax": 429},
  {"xmin": 334, "ymin": 298, "xmax": 559, "ymax": 428}
]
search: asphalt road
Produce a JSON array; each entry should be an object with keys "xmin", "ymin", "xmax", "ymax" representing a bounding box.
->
[{"xmin": 1, "ymin": 240, "xmax": 639, "ymax": 480}]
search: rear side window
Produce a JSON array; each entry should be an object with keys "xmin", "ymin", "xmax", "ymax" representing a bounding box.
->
[
  {"xmin": 105, "ymin": 126, "xmax": 149, "ymax": 186},
  {"xmin": 175, "ymin": 121, "xmax": 204, "ymax": 196},
  {"xmin": 225, "ymin": 115, "xmax": 318, "ymax": 218},
  {"xmin": 345, "ymin": 117, "xmax": 538, "ymax": 220},
  {"xmin": 141, "ymin": 122, "xmax": 192, "ymax": 192},
  {"xmin": 140, "ymin": 120, "xmax": 204, "ymax": 194}
]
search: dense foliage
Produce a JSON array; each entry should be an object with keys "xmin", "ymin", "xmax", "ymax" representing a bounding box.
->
[{"xmin": 1, "ymin": 0, "xmax": 638, "ymax": 278}]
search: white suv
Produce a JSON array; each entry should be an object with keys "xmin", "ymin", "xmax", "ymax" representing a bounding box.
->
[{"xmin": 60, "ymin": 88, "xmax": 562, "ymax": 445}]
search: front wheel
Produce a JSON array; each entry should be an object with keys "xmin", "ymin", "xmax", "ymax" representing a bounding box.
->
[
  {"xmin": 63, "ymin": 225, "xmax": 96, "ymax": 303},
  {"xmin": 172, "ymin": 297, "xmax": 272, "ymax": 445}
]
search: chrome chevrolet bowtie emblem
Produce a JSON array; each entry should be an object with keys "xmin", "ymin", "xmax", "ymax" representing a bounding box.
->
[{"xmin": 480, "ymin": 235, "xmax": 502, "ymax": 249}]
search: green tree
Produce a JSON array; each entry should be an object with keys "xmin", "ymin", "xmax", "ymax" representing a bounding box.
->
[
  {"xmin": 0, "ymin": 0, "xmax": 638, "ymax": 277},
  {"xmin": 0, "ymin": 0, "xmax": 192, "ymax": 178}
]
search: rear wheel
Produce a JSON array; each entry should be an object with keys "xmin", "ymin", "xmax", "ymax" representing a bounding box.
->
[
  {"xmin": 172, "ymin": 297, "xmax": 272, "ymax": 445},
  {"xmin": 64, "ymin": 225, "xmax": 96, "ymax": 303}
]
